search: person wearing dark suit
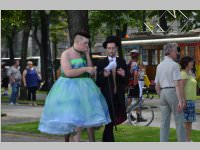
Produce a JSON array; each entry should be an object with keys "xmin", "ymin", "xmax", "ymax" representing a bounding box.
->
[{"xmin": 96, "ymin": 36, "xmax": 128, "ymax": 142}]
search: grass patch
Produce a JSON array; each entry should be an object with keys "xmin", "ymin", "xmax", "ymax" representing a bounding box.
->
[
  {"xmin": 196, "ymin": 109, "xmax": 200, "ymax": 114},
  {"xmin": 1, "ymin": 89, "xmax": 47, "ymax": 94},
  {"xmin": 2, "ymin": 122, "xmax": 41, "ymax": 134},
  {"xmin": 37, "ymin": 90, "xmax": 48, "ymax": 94},
  {"xmin": 197, "ymin": 96, "xmax": 200, "ymax": 100},
  {"xmin": 2, "ymin": 121, "xmax": 200, "ymax": 142}
]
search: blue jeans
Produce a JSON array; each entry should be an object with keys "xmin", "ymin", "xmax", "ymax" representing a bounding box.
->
[{"xmin": 9, "ymin": 82, "xmax": 20, "ymax": 104}]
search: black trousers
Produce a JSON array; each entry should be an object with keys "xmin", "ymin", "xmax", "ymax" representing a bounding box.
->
[
  {"xmin": 102, "ymin": 122, "xmax": 114, "ymax": 142},
  {"xmin": 27, "ymin": 86, "xmax": 38, "ymax": 101}
]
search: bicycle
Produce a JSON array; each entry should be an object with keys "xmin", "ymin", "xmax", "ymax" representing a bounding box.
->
[{"xmin": 126, "ymin": 86, "xmax": 154, "ymax": 126}]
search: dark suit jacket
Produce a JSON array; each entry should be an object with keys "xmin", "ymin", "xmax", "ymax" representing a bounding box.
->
[{"xmin": 96, "ymin": 57, "xmax": 129, "ymax": 125}]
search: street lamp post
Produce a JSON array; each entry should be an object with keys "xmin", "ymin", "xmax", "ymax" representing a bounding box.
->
[{"xmin": 45, "ymin": 10, "xmax": 54, "ymax": 90}]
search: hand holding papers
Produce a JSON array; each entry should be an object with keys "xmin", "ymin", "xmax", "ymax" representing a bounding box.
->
[{"xmin": 104, "ymin": 60, "xmax": 117, "ymax": 71}]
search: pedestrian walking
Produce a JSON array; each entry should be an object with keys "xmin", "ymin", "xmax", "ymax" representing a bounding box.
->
[
  {"xmin": 127, "ymin": 50, "xmax": 146, "ymax": 122},
  {"xmin": 7, "ymin": 60, "xmax": 22, "ymax": 105},
  {"xmin": 22, "ymin": 61, "xmax": 41, "ymax": 106}
]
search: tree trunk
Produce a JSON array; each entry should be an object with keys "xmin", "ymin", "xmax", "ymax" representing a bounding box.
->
[
  {"xmin": 159, "ymin": 10, "xmax": 168, "ymax": 32},
  {"xmin": 33, "ymin": 25, "xmax": 43, "ymax": 52},
  {"xmin": 7, "ymin": 36, "xmax": 14, "ymax": 65},
  {"xmin": 115, "ymin": 20, "xmax": 125, "ymax": 59},
  {"xmin": 122, "ymin": 24, "xmax": 128, "ymax": 38},
  {"xmin": 32, "ymin": 24, "xmax": 44, "ymax": 79},
  {"xmin": 7, "ymin": 28, "xmax": 16, "ymax": 65},
  {"xmin": 142, "ymin": 10, "xmax": 146, "ymax": 32},
  {"xmin": 66, "ymin": 10, "xmax": 89, "ymax": 46},
  {"xmin": 19, "ymin": 10, "xmax": 32, "ymax": 100},
  {"xmin": 53, "ymin": 41, "xmax": 57, "ymax": 79},
  {"xmin": 116, "ymin": 34, "xmax": 123, "ymax": 59},
  {"xmin": 33, "ymin": 25, "xmax": 45, "ymax": 82},
  {"xmin": 39, "ymin": 11, "xmax": 47, "ymax": 90},
  {"xmin": 40, "ymin": 10, "xmax": 54, "ymax": 91}
]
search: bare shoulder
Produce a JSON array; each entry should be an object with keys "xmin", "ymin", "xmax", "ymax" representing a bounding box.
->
[
  {"xmin": 61, "ymin": 48, "xmax": 69, "ymax": 55},
  {"xmin": 61, "ymin": 48, "xmax": 72, "ymax": 58},
  {"xmin": 23, "ymin": 69, "xmax": 27, "ymax": 74}
]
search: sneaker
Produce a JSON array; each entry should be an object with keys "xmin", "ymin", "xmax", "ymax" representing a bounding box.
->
[
  {"xmin": 130, "ymin": 115, "xmax": 136, "ymax": 121},
  {"xmin": 9, "ymin": 102, "xmax": 14, "ymax": 105},
  {"xmin": 3, "ymin": 93, "xmax": 9, "ymax": 96},
  {"xmin": 32, "ymin": 102, "xmax": 37, "ymax": 107},
  {"xmin": 137, "ymin": 117, "xmax": 147, "ymax": 122}
]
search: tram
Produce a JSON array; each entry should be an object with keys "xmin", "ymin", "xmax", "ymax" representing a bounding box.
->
[{"xmin": 121, "ymin": 32, "xmax": 200, "ymax": 83}]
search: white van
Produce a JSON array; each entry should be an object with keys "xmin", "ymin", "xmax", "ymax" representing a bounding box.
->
[{"xmin": 1, "ymin": 56, "xmax": 41, "ymax": 72}]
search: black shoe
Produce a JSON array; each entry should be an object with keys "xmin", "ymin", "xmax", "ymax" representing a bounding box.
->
[
  {"xmin": 130, "ymin": 115, "xmax": 136, "ymax": 121},
  {"xmin": 137, "ymin": 117, "xmax": 147, "ymax": 122}
]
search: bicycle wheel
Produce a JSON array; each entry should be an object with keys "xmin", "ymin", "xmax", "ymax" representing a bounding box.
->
[{"xmin": 127, "ymin": 104, "xmax": 154, "ymax": 126}]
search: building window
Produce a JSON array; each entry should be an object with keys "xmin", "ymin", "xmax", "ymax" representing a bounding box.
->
[
  {"xmin": 141, "ymin": 49, "xmax": 148, "ymax": 65},
  {"xmin": 151, "ymin": 49, "xmax": 158, "ymax": 65},
  {"xmin": 188, "ymin": 46, "xmax": 195, "ymax": 57},
  {"xmin": 184, "ymin": 46, "xmax": 195, "ymax": 57},
  {"xmin": 160, "ymin": 49, "xmax": 164, "ymax": 62}
]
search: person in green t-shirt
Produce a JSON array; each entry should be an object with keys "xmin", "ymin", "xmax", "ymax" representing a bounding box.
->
[{"xmin": 180, "ymin": 56, "xmax": 197, "ymax": 142}]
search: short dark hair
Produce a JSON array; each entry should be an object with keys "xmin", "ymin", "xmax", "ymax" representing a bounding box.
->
[
  {"xmin": 131, "ymin": 55, "xmax": 139, "ymax": 60},
  {"xmin": 180, "ymin": 56, "xmax": 194, "ymax": 70},
  {"xmin": 73, "ymin": 31, "xmax": 90, "ymax": 41},
  {"xmin": 103, "ymin": 36, "xmax": 120, "ymax": 49},
  {"xmin": 12, "ymin": 60, "xmax": 19, "ymax": 65}
]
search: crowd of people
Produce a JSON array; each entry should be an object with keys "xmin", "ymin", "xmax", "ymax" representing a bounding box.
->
[{"xmin": 1, "ymin": 31, "xmax": 198, "ymax": 142}]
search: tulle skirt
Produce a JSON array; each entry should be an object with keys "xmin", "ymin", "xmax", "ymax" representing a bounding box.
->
[{"xmin": 38, "ymin": 77, "xmax": 111, "ymax": 135}]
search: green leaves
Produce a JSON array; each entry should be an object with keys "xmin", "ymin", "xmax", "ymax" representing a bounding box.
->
[
  {"xmin": 1, "ymin": 10, "xmax": 30, "ymax": 39},
  {"xmin": 48, "ymin": 11, "xmax": 68, "ymax": 43}
]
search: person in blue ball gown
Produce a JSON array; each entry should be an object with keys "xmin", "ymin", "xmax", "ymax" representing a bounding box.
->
[{"xmin": 38, "ymin": 31, "xmax": 111, "ymax": 142}]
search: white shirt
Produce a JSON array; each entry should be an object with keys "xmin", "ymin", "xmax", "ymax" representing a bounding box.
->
[
  {"xmin": 104, "ymin": 56, "xmax": 117, "ymax": 71},
  {"xmin": 7, "ymin": 66, "xmax": 22, "ymax": 84},
  {"xmin": 108, "ymin": 56, "xmax": 116, "ymax": 63},
  {"xmin": 155, "ymin": 56, "xmax": 181, "ymax": 88}
]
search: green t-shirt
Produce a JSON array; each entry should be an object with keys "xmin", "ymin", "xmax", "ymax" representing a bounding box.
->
[{"xmin": 181, "ymin": 70, "xmax": 197, "ymax": 101}]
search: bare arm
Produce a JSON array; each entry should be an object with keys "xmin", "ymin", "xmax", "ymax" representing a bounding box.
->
[
  {"xmin": 133, "ymin": 70, "xmax": 138, "ymax": 85},
  {"xmin": 85, "ymin": 52, "xmax": 93, "ymax": 67},
  {"xmin": 155, "ymin": 67, "xmax": 160, "ymax": 96},
  {"xmin": 175, "ymin": 80, "xmax": 183, "ymax": 102},
  {"xmin": 22, "ymin": 70, "xmax": 27, "ymax": 86},
  {"xmin": 35, "ymin": 68, "xmax": 41, "ymax": 80},
  {"xmin": 7, "ymin": 68, "xmax": 15, "ymax": 83},
  {"xmin": 155, "ymin": 83, "xmax": 161, "ymax": 96},
  {"xmin": 130, "ymin": 62, "xmax": 135, "ymax": 74},
  {"xmin": 9, "ymin": 75, "xmax": 15, "ymax": 83},
  {"xmin": 175, "ymin": 80, "xmax": 186, "ymax": 112},
  {"xmin": 180, "ymin": 79, "xmax": 187, "ymax": 102}
]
